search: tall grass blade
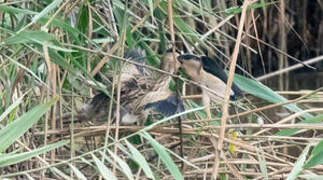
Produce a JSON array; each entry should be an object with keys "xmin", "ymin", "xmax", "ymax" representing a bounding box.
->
[
  {"xmin": 233, "ymin": 74, "xmax": 312, "ymax": 119},
  {"xmin": 0, "ymin": 90, "xmax": 29, "ymax": 123},
  {"xmin": 310, "ymin": 139, "xmax": 323, "ymax": 156},
  {"xmin": 91, "ymin": 154, "xmax": 117, "ymax": 180},
  {"xmin": 0, "ymin": 140, "xmax": 68, "ymax": 167},
  {"xmin": 5, "ymin": 30, "xmax": 56, "ymax": 44},
  {"xmin": 286, "ymin": 144, "xmax": 311, "ymax": 180},
  {"xmin": 107, "ymin": 149, "xmax": 134, "ymax": 180},
  {"xmin": 141, "ymin": 132, "xmax": 183, "ymax": 180},
  {"xmin": 32, "ymin": 0, "xmax": 63, "ymax": 23},
  {"xmin": 299, "ymin": 174, "xmax": 323, "ymax": 180},
  {"xmin": 69, "ymin": 163, "xmax": 87, "ymax": 180},
  {"xmin": 304, "ymin": 140, "xmax": 323, "ymax": 169},
  {"xmin": 0, "ymin": 4, "xmax": 37, "ymax": 15},
  {"xmin": 304, "ymin": 151, "xmax": 323, "ymax": 170},
  {"xmin": 0, "ymin": 97, "xmax": 57, "ymax": 152},
  {"xmin": 125, "ymin": 140, "xmax": 155, "ymax": 179}
]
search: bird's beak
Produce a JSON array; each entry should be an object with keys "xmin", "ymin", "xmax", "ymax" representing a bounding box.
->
[{"xmin": 176, "ymin": 55, "xmax": 185, "ymax": 64}]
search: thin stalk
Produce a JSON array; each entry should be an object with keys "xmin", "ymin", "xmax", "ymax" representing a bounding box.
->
[{"xmin": 214, "ymin": 1, "xmax": 251, "ymax": 179}]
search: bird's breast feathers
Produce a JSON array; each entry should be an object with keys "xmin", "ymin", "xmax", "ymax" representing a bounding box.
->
[{"xmin": 201, "ymin": 69, "xmax": 235, "ymax": 99}]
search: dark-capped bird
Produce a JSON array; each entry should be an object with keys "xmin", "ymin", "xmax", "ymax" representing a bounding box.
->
[{"xmin": 177, "ymin": 54, "xmax": 242, "ymax": 119}]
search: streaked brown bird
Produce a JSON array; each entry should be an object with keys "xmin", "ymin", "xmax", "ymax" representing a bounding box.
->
[
  {"xmin": 77, "ymin": 48, "xmax": 147, "ymax": 124},
  {"xmin": 133, "ymin": 51, "xmax": 184, "ymax": 125},
  {"xmin": 177, "ymin": 54, "xmax": 242, "ymax": 119},
  {"xmin": 78, "ymin": 49, "xmax": 184, "ymax": 125}
]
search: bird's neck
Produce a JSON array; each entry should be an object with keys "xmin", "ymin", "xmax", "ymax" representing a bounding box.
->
[{"xmin": 152, "ymin": 73, "xmax": 172, "ymax": 92}]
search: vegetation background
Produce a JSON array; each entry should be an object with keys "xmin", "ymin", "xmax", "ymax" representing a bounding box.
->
[{"xmin": 0, "ymin": 0, "xmax": 322, "ymax": 179}]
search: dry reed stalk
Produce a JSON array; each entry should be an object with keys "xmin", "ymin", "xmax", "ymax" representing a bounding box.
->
[
  {"xmin": 42, "ymin": 43, "xmax": 53, "ymax": 163},
  {"xmin": 167, "ymin": 0, "xmax": 184, "ymax": 165},
  {"xmin": 214, "ymin": 1, "xmax": 251, "ymax": 178},
  {"xmin": 34, "ymin": 123, "xmax": 323, "ymax": 138},
  {"xmin": 257, "ymin": 55, "xmax": 323, "ymax": 81}
]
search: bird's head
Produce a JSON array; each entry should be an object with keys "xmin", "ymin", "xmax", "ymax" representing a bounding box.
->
[
  {"xmin": 160, "ymin": 50, "xmax": 181, "ymax": 74},
  {"xmin": 177, "ymin": 54, "xmax": 202, "ymax": 81}
]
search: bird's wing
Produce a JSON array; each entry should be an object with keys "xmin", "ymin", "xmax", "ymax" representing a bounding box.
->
[
  {"xmin": 201, "ymin": 56, "xmax": 229, "ymax": 84},
  {"xmin": 201, "ymin": 56, "xmax": 242, "ymax": 99},
  {"xmin": 144, "ymin": 93, "xmax": 185, "ymax": 117}
]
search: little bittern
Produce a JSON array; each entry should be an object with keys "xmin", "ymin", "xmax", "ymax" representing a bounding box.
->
[{"xmin": 177, "ymin": 54, "xmax": 242, "ymax": 119}]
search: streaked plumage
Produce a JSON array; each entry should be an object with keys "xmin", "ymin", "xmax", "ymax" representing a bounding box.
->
[
  {"xmin": 133, "ymin": 51, "xmax": 184, "ymax": 125},
  {"xmin": 78, "ymin": 48, "xmax": 147, "ymax": 124},
  {"xmin": 78, "ymin": 49, "xmax": 184, "ymax": 125}
]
